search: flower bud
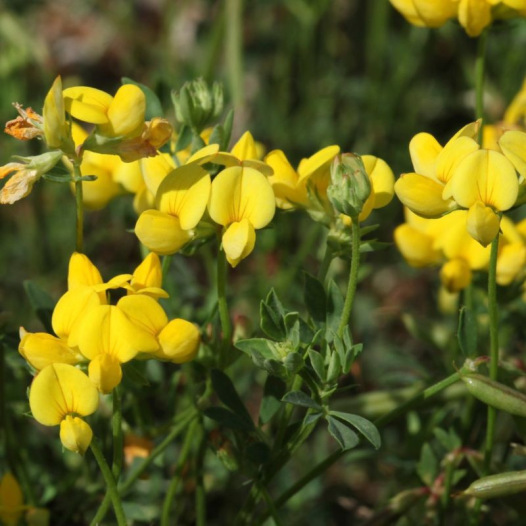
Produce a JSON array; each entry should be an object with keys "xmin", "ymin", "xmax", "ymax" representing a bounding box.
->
[
  {"xmin": 460, "ymin": 470, "xmax": 526, "ymax": 500},
  {"xmin": 172, "ymin": 78, "xmax": 223, "ymax": 132},
  {"xmin": 327, "ymin": 153, "xmax": 371, "ymax": 219}
]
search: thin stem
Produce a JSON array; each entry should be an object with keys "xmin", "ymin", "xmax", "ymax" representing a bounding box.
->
[
  {"xmin": 90, "ymin": 438, "xmax": 127, "ymax": 526},
  {"xmin": 72, "ymin": 160, "xmax": 84, "ymax": 253},
  {"xmin": 483, "ymin": 235, "xmax": 500, "ymax": 474},
  {"xmin": 217, "ymin": 248, "xmax": 232, "ymax": 362},
  {"xmin": 162, "ymin": 255, "xmax": 172, "ymax": 283},
  {"xmin": 259, "ymin": 484, "xmax": 284, "ymax": 526},
  {"xmin": 120, "ymin": 407, "xmax": 197, "ymax": 495},
  {"xmin": 195, "ymin": 420, "xmax": 208, "ymax": 526},
  {"xmin": 161, "ymin": 419, "xmax": 199, "ymax": 526},
  {"xmin": 225, "ymin": 0, "xmax": 243, "ymax": 108},
  {"xmin": 90, "ymin": 387, "xmax": 124, "ymax": 526},
  {"xmin": 475, "ymin": 29, "xmax": 488, "ymax": 144},
  {"xmin": 337, "ymin": 220, "xmax": 361, "ymax": 338}
]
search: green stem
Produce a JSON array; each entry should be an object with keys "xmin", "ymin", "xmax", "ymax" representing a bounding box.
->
[
  {"xmin": 217, "ymin": 248, "xmax": 232, "ymax": 362},
  {"xmin": 337, "ymin": 220, "xmax": 361, "ymax": 339},
  {"xmin": 259, "ymin": 484, "xmax": 284, "ymax": 526},
  {"xmin": 90, "ymin": 387, "xmax": 124, "ymax": 526},
  {"xmin": 161, "ymin": 419, "xmax": 199, "ymax": 526},
  {"xmin": 120, "ymin": 407, "xmax": 198, "ymax": 495},
  {"xmin": 72, "ymin": 160, "xmax": 84, "ymax": 253},
  {"xmin": 475, "ymin": 28, "xmax": 488, "ymax": 144},
  {"xmin": 90, "ymin": 438, "xmax": 127, "ymax": 526},
  {"xmin": 162, "ymin": 255, "xmax": 172, "ymax": 283},
  {"xmin": 195, "ymin": 420, "xmax": 208, "ymax": 526},
  {"xmin": 483, "ymin": 235, "xmax": 500, "ymax": 474},
  {"xmin": 225, "ymin": 0, "xmax": 243, "ymax": 108}
]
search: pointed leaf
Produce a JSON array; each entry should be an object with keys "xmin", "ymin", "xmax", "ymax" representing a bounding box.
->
[
  {"xmin": 308, "ymin": 349, "xmax": 326, "ymax": 382},
  {"xmin": 304, "ymin": 272, "xmax": 326, "ymax": 324},
  {"xmin": 329, "ymin": 411, "xmax": 381, "ymax": 449},
  {"xmin": 260, "ymin": 375, "xmax": 286, "ymax": 424},
  {"xmin": 260, "ymin": 302, "xmax": 285, "ymax": 340},
  {"xmin": 327, "ymin": 416, "xmax": 359, "ymax": 450},
  {"xmin": 282, "ymin": 390, "xmax": 322, "ymax": 411},
  {"xmin": 235, "ymin": 338, "xmax": 277, "ymax": 360},
  {"xmin": 211, "ymin": 369, "xmax": 253, "ymax": 424}
]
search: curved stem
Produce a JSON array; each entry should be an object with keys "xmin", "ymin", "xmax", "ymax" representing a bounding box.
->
[
  {"xmin": 90, "ymin": 438, "xmax": 127, "ymax": 526},
  {"xmin": 72, "ymin": 160, "xmax": 84, "ymax": 253},
  {"xmin": 337, "ymin": 220, "xmax": 361, "ymax": 339}
]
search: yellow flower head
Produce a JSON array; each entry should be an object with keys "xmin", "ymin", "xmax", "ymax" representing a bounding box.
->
[
  {"xmin": 29, "ymin": 364, "xmax": 99, "ymax": 454},
  {"xmin": 208, "ymin": 166, "xmax": 276, "ymax": 267}
]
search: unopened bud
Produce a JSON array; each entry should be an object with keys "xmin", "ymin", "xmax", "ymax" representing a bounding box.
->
[
  {"xmin": 327, "ymin": 153, "xmax": 371, "ymax": 219},
  {"xmin": 172, "ymin": 78, "xmax": 223, "ymax": 132}
]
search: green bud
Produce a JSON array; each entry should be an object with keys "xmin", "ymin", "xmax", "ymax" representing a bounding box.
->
[
  {"xmin": 327, "ymin": 153, "xmax": 371, "ymax": 219},
  {"xmin": 171, "ymin": 78, "xmax": 224, "ymax": 132},
  {"xmin": 460, "ymin": 470, "xmax": 526, "ymax": 500},
  {"xmin": 460, "ymin": 372, "xmax": 526, "ymax": 418}
]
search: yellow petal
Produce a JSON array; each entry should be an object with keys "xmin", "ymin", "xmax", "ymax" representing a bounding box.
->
[
  {"xmin": 88, "ymin": 353, "xmax": 123, "ymax": 394},
  {"xmin": 230, "ymin": 131, "xmax": 259, "ymax": 160},
  {"xmin": 59, "ymin": 415, "xmax": 93, "ymax": 455},
  {"xmin": 157, "ymin": 319, "xmax": 200, "ymax": 363},
  {"xmin": 68, "ymin": 252, "xmax": 103, "ymax": 290},
  {"xmin": 77, "ymin": 305, "xmax": 158, "ymax": 363},
  {"xmin": 499, "ymin": 130, "xmax": 526, "ymax": 179},
  {"xmin": 394, "ymin": 172, "xmax": 456, "ymax": 218},
  {"xmin": 297, "ymin": 145, "xmax": 340, "ymax": 183},
  {"xmin": 389, "ymin": 0, "xmax": 457, "ymax": 27},
  {"xmin": 113, "ymin": 159, "xmax": 143, "ymax": 194},
  {"xmin": 409, "ymin": 132, "xmax": 442, "ymax": 179},
  {"xmin": 466, "ymin": 201, "xmax": 501, "ymax": 247},
  {"xmin": 99, "ymin": 84, "xmax": 146, "ymax": 138},
  {"xmin": 222, "ymin": 219, "xmax": 256, "ymax": 267},
  {"xmin": 436, "ymin": 136, "xmax": 479, "ymax": 187},
  {"xmin": 0, "ymin": 473, "xmax": 24, "ymax": 526},
  {"xmin": 242, "ymin": 159, "xmax": 274, "ymax": 177},
  {"xmin": 135, "ymin": 209, "xmax": 193, "ymax": 255},
  {"xmin": 131, "ymin": 252, "xmax": 163, "ymax": 291},
  {"xmin": 0, "ymin": 166, "xmax": 39, "ymax": 204},
  {"xmin": 362, "ymin": 155, "xmax": 395, "ymax": 209},
  {"xmin": 63, "ymin": 86, "xmax": 113, "ymax": 123},
  {"xmin": 440, "ymin": 259, "xmax": 472, "ymax": 292},
  {"xmin": 117, "ymin": 295, "xmax": 167, "ymax": 336},
  {"xmin": 156, "ymin": 164, "xmax": 211, "ymax": 230},
  {"xmin": 497, "ymin": 242, "xmax": 526, "ymax": 286},
  {"xmin": 450, "ymin": 149, "xmax": 519, "ymax": 210},
  {"xmin": 19, "ymin": 331, "xmax": 81, "ymax": 371},
  {"xmin": 457, "ymin": 0, "xmax": 492, "ymax": 37},
  {"xmin": 43, "ymin": 76, "xmax": 68, "ymax": 149},
  {"xmin": 140, "ymin": 153, "xmax": 176, "ymax": 197},
  {"xmin": 394, "ymin": 223, "xmax": 441, "ymax": 267},
  {"xmin": 186, "ymin": 143, "xmax": 220, "ymax": 164},
  {"xmin": 29, "ymin": 363, "xmax": 99, "ymax": 426},
  {"xmin": 52, "ymin": 288, "xmax": 102, "ymax": 348},
  {"xmin": 208, "ymin": 166, "xmax": 276, "ymax": 228}
]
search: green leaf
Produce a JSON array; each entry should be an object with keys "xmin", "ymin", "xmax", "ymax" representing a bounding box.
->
[
  {"xmin": 433, "ymin": 427, "xmax": 461, "ymax": 451},
  {"xmin": 308, "ymin": 349, "xmax": 325, "ymax": 382},
  {"xmin": 326, "ymin": 351, "xmax": 341, "ymax": 382},
  {"xmin": 208, "ymin": 124, "xmax": 225, "ymax": 148},
  {"xmin": 260, "ymin": 375, "xmax": 286, "ymax": 424},
  {"xmin": 305, "ymin": 412, "xmax": 323, "ymax": 425},
  {"xmin": 326, "ymin": 279, "xmax": 344, "ymax": 338},
  {"xmin": 458, "ymin": 305, "xmax": 477, "ymax": 357},
  {"xmin": 221, "ymin": 109, "xmax": 234, "ymax": 151},
  {"xmin": 417, "ymin": 443, "xmax": 438, "ymax": 487},
  {"xmin": 329, "ymin": 411, "xmax": 381, "ymax": 449},
  {"xmin": 204, "ymin": 407, "xmax": 254, "ymax": 432},
  {"xmin": 284, "ymin": 314, "xmax": 300, "ymax": 347},
  {"xmin": 23, "ymin": 280, "xmax": 55, "ymax": 333},
  {"xmin": 282, "ymin": 390, "xmax": 322, "ymax": 411},
  {"xmin": 211, "ymin": 369, "xmax": 253, "ymax": 425},
  {"xmin": 235, "ymin": 338, "xmax": 277, "ymax": 360},
  {"xmin": 327, "ymin": 416, "xmax": 359, "ymax": 450},
  {"xmin": 304, "ymin": 272, "xmax": 326, "ymax": 324},
  {"xmin": 174, "ymin": 124, "xmax": 193, "ymax": 152},
  {"xmin": 265, "ymin": 288, "xmax": 286, "ymax": 318},
  {"xmin": 283, "ymin": 352, "xmax": 304, "ymax": 375},
  {"xmin": 260, "ymin": 302, "xmax": 285, "ymax": 340},
  {"xmin": 122, "ymin": 77, "xmax": 163, "ymax": 119},
  {"xmin": 359, "ymin": 240, "xmax": 391, "ymax": 253}
]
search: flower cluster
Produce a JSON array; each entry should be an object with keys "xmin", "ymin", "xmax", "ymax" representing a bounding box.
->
[
  {"xmin": 394, "ymin": 121, "xmax": 526, "ymax": 247},
  {"xmin": 19, "ymin": 252, "xmax": 200, "ymax": 454},
  {"xmin": 390, "ymin": 0, "xmax": 526, "ymax": 37}
]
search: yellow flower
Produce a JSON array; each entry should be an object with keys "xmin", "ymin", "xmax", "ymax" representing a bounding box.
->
[
  {"xmin": 389, "ymin": 0, "xmax": 457, "ymax": 28},
  {"xmin": 125, "ymin": 252, "xmax": 169, "ymax": 299},
  {"xmin": 208, "ymin": 166, "xmax": 276, "ymax": 267},
  {"xmin": 135, "ymin": 163, "xmax": 211, "ymax": 255},
  {"xmin": 117, "ymin": 295, "xmax": 201, "ymax": 363},
  {"xmin": 0, "ymin": 473, "xmax": 25, "ymax": 526},
  {"xmin": 77, "ymin": 305, "xmax": 159, "ymax": 393},
  {"xmin": 457, "ymin": 0, "xmax": 493, "ymax": 37},
  {"xmin": 29, "ymin": 364, "xmax": 99, "ymax": 454}
]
